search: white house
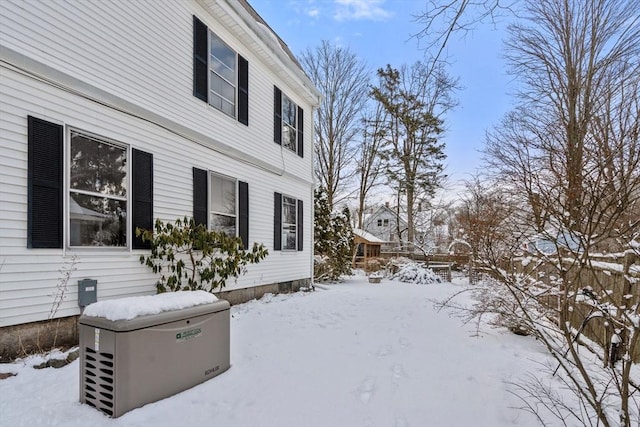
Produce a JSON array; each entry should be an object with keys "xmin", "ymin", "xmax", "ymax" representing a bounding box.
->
[
  {"xmin": 363, "ymin": 204, "xmax": 408, "ymax": 248},
  {"xmin": 0, "ymin": 0, "xmax": 321, "ymax": 355}
]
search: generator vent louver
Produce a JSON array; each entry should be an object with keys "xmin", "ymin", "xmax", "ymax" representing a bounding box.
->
[{"xmin": 83, "ymin": 347, "xmax": 115, "ymax": 416}]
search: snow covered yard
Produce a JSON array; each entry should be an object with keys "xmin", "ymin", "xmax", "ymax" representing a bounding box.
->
[{"xmin": 1, "ymin": 275, "xmax": 556, "ymax": 427}]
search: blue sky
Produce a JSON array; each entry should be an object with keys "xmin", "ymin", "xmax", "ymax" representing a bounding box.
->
[{"xmin": 249, "ymin": 0, "xmax": 516, "ymax": 186}]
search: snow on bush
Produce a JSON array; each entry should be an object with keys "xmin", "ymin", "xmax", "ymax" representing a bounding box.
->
[{"xmin": 389, "ymin": 260, "xmax": 442, "ymax": 285}]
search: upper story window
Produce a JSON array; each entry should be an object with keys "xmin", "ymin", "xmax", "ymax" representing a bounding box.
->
[
  {"xmin": 69, "ymin": 131, "xmax": 127, "ymax": 247},
  {"xmin": 209, "ymin": 33, "xmax": 236, "ymax": 117},
  {"xmin": 281, "ymin": 95, "xmax": 298, "ymax": 152},
  {"xmin": 273, "ymin": 86, "xmax": 304, "ymax": 157},
  {"xmin": 193, "ymin": 16, "xmax": 248, "ymax": 125}
]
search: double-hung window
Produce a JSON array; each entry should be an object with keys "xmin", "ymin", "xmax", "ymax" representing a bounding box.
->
[
  {"xmin": 281, "ymin": 95, "xmax": 297, "ymax": 152},
  {"xmin": 273, "ymin": 192, "xmax": 303, "ymax": 251},
  {"xmin": 282, "ymin": 195, "xmax": 297, "ymax": 250},
  {"xmin": 209, "ymin": 34, "xmax": 236, "ymax": 117},
  {"xmin": 193, "ymin": 16, "xmax": 249, "ymax": 125},
  {"xmin": 209, "ymin": 173, "xmax": 236, "ymax": 236},
  {"xmin": 273, "ymin": 86, "xmax": 304, "ymax": 157},
  {"xmin": 69, "ymin": 131, "xmax": 127, "ymax": 247},
  {"xmin": 27, "ymin": 116, "xmax": 153, "ymax": 250},
  {"xmin": 192, "ymin": 167, "xmax": 249, "ymax": 249}
]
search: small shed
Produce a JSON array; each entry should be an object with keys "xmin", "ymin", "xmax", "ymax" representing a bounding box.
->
[{"xmin": 353, "ymin": 228, "xmax": 384, "ymax": 269}]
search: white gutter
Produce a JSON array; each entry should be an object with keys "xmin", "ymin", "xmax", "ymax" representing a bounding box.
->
[{"xmin": 220, "ymin": 0, "xmax": 322, "ymax": 107}]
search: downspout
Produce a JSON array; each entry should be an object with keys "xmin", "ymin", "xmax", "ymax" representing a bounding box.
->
[{"xmin": 310, "ymin": 101, "xmax": 319, "ymax": 290}]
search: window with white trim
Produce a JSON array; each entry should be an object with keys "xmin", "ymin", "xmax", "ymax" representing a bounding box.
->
[
  {"xmin": 281, "ymin": 94, "xmax": 298, "ymax": 152},
  {"xmin": 209, "ymin": 173, "xmax": 236, "ymax": 236},
  {"xmin": 193, "ymin": 16, "xmax": 249, "ymax": 125},
  {"xmin": 209, "ymin": 33, "xmax": 236, "ymax": 117},
  {"xmin": 27, "ymin": 117, "xmax": 152, "ymax": 250},
  {"xmin": 273, "ymin": 86, "xmax": 304, "ymax": 157},
  {"xmin": 69, "ymin": 131, "xmax": 127, "ymax": 247},
  {"xmin": 282, "ymin": 195, "xmax": 297, "ymax": 250}
]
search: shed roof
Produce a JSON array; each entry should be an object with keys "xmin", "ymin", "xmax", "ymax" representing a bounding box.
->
[{"xmin": 353, "ymin": 228, "xmax": 385, "ymax": 244}]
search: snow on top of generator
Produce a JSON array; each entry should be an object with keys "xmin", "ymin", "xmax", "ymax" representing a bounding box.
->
[{"xmin": 82, "ymin": 291, "xmax": 218, "ymax": 321}]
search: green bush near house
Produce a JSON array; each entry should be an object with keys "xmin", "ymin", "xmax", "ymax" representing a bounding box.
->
[
  {"xmin": 314, "ymin": 188, "xmax": 354, "ymax": 281},
  {"xmin": 137, "ymin": 217, "xmax": 268, "ymax": 293}
]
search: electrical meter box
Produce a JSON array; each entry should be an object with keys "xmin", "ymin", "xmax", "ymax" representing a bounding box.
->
[
  {"xmin": 78, "ymin": 279, "xmax": 98, "ymax": 307},
  {"xmin": 79, "ymin": 300, "xmax": 230, "ymax": 417}
]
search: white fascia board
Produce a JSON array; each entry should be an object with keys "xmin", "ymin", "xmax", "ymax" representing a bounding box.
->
[{"xmin": 215, "ymin": 0, "xmax": 321, "ymax": 107}]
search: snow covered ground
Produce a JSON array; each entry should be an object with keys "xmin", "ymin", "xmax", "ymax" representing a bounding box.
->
[{"xmin": 1, "ymin": 274, "xmax": 559, "ymax": 426}]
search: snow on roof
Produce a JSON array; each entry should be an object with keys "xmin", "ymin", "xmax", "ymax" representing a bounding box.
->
[
  {"xmin": 82, "ymin": 290, "xmax": 217, "ymax": 321},
  {"xmin": 353, "ymin": 228, "xmax": 385, "ymax": 243}
]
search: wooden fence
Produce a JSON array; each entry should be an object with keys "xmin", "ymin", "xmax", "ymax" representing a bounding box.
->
[{"xmin": 512, "ymin": 257, "xmax": 640, "ymax": 362}]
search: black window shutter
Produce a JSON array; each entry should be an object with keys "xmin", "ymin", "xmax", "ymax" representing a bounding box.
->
[
  {"xmin": 297, "ymin": 106, "xmax": 304, "ymax": 158},
  {"xmin": 132, "ymin": 149, "xmax": 153, "ymax": 250},
  {"xmin": 193, "ymin": 167, "xmax": 208, "ymax": 227},
  {"xmin": 238, "ymin": 181, "xmax": 249, "ymax": 249},
  {"xmin": 193, "ymin": 16, "xmax": 208, "ymax": 102},
  {"xmin": 238, "ymin": 55, "xmax": 249, "ymax": 126},
  {"xmin": 273, "ymin": 86, "xmax": 282, "ymax": 145},
  {"xmin": 297, "ymin": 199, "xmax": 303, "ymax": 251},
  {"xmin": 27, "ymin": 116, "xmax": 63, "ymax": 248},
  {"xmin": 273, "ymin": 192, "xmax": 282, "ymax": 250}
]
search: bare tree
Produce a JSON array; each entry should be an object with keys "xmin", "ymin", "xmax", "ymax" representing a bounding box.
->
[
  {"xmin": 354, "ymin": 102, "xmax": 386, "ymax": 229},
  {"xmin": 413, "ymin": 0, "xmax": 516, "ymax": 65},
  {"xmin": 478, "ymin": 0, "xmax": 640, "ymax": 425},
  {"xmin": 455, "ymin": 175, "xmax": 520, "ymax": 263},
  {"xmin": 371, "ymin": 61, "xmax": 457, "ymax": 249},
  {"xmin": 300, "ymin": 40, "xmax": 370, "ymax": 210}
]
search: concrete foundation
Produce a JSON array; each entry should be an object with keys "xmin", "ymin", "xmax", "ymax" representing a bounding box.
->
[
  {"xmin": 215, "ymin": 278, "xmax": 311, "ymax": 305},
  {"xmin": 0, "ymin": 316, "xmax": 79, "ymax": 362}
]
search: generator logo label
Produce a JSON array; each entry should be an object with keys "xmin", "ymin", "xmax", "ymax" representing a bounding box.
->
[
  {"xmin": 176, "ymin": 328, "xmax": 202, "ymax": 342},
  {"xmin": 205, "ymin": 365, "xmax": 220, "ymax": 376}
]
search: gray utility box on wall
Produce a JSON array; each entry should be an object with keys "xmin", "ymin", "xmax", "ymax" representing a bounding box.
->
[{"xmin": 79, "ymin": 300, "xmax": 230, "ymax": 417}]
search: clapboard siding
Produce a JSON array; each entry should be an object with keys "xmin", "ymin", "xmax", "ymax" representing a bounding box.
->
[
  {"xmin": 0, "ymin": 0, "xmax": 316, "ymax": 328},
  {"xmin": 0, "ymin": 0, "xmax": 314, "ymax": 176}
]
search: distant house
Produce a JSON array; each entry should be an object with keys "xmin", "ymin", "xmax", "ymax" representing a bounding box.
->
[
  {"xmin": 363, "ymin": 203, "xmax": 408, "ymax": 249},
  {"xmin": 0, "ymin": 0, "xmax": 321, "ymax": 353}
]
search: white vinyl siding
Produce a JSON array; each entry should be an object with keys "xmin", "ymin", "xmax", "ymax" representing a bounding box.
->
[
  {"xmin": 0, "ymin": 0, "xmax": 314, "ymax": 178},
  {"xmin": 0, "ymin": 67, "xmax": 312, "ymax": 327},
  {"xmin": 0, "ymin": 0, "xmax": 317, "ymax": 327}
]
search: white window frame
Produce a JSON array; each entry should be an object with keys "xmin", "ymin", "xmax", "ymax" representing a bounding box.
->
[
  {"xmin": 208, "ymin": 171, "xmax": 238, "ymax": 236},
  {"xmin": 281, "ymin": 94, "xmax": 298, "ymax": 153},
  {"xmin": 281, "ymin": 194, "xmax": 298, "ymax": 251},
  {"xmin": 66, "ymin": 129, "xmax": 130, "ymax": 250},
  {"xmin": 208, "ymin": 31, "xmax": 237, "ymax": 118}
]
